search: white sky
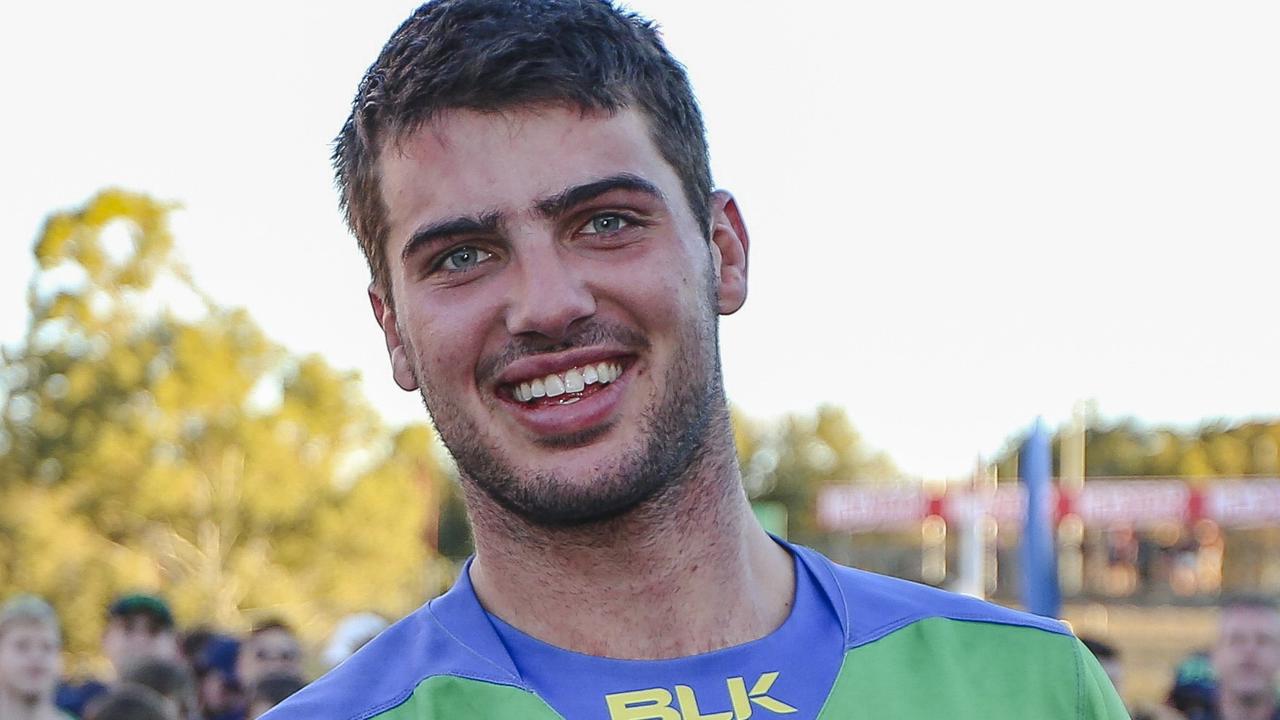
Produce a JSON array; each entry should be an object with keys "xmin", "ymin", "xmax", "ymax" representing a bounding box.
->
[{"xmin": 2, "ymin": 1, "xmax": 1277, "ymax": 478}]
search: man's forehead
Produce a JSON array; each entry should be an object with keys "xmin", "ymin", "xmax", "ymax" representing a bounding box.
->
[
  {"xmin": 110, "ymin": 613, "xmax": 166, "ymax": 631},
  {"xmin": 378, "ymin": 106, "xmax": 672, "ymax": 225},
  {"xmin": 251, "ymin": 627, "xmax": 297, "ymax": 644},
  {"xmin": 1, "ymin": 620, "xmax": 56, "ymax": 640}
]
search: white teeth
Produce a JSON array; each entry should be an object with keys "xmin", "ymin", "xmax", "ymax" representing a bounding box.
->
[
  {"xmin": 510, "ymin": 362, "xmax": 625, "ymax": 403},
  {"xmin": 564, "ymin": 368, "xmax": 585, "ymax": 393},
  {"xmin": 544, "ymin": 374, "xmax": 566, "ymax": 398},
  {"xmin": 598, "ymin": 362, "xmax": 620, "ymax": 383}
]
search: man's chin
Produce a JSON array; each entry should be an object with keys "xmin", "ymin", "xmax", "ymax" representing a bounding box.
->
[
  {"xmin": 528, "ymin": 420, "xmax": 616, "ymax": 450},
  {"xmin": 468, "ymin": 463, "xmax": 670, "ymax": 529}
]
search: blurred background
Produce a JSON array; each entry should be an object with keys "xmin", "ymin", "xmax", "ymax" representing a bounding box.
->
[{"xmin": 1, "ymin": 1, "xmax": 1277, "ymax": 718}]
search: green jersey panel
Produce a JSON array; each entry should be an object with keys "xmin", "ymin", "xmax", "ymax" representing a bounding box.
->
[
  {"xmin": 817, "ymin": 617, "xmax": 1129, "ymax": 719},
  {"xmin": 371, "ymin": 676, "xmax": 563, "ymax": 720}
]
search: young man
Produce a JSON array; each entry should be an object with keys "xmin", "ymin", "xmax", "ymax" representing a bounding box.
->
[
  {"xmin": 268, "ymin": 1, "xmax": 1129, "ymax": 718},
  {"xmin": 1207, "ymin": 599, "xmax": 1280, "ymax": 720},
  {"xmin": 58, "ymin": 593, "xmax": 180, "ymax": 717},
  {"xmin": 0, "ymin": 596, "xmax": 74, "ymax": 720},
  {"xmin": 236, "ymin": 620, "xmax": 304, "ymax": 693}
]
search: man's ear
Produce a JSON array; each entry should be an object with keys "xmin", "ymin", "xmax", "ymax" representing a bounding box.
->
[
  {"xmin": 368, "ymin": 284, "xmax": 420, "ymax": 391},
  {"xmin": 707, "ymin": 190, "xmax": 749, "ymax": 315}
]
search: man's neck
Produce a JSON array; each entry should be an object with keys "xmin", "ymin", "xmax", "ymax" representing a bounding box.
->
[
  {"xmin": 0, "ymin": 692, "xmax": 59, "ymax": 720},
  {"xmin": 466, "ymin": 443, "xmax": 795, "ymax": 660},
  {"xmin": 1219, "ymin": 691, "xmax": 1279, "ymax": 720}
]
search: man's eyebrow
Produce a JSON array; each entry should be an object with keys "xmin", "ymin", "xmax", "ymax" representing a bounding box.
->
[
  {"xmin": 401, "ymin": 210, "xmax": 503, "ymax": 264},
  {"xmin": 535, "ymin": 173, "xmax": 666, "ymax": 219}
]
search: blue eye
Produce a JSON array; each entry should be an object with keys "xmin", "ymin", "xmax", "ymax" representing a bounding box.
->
[
  {"xmin": 583, "ymin": 214, "xmax": 630, "ymax": 235},
  {"xmin": 438, "ymin": 246, "xmax": 492, "ymax": 272}
]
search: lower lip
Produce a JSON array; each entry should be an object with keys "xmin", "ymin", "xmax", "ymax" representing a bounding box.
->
[{"xmin": 499, "ymin": 369, "xmax": 631, "ymax": 441}]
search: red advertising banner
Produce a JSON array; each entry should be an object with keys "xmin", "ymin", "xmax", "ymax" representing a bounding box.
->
[
  {"xmin": 1073, "ymin": 480, "xmax": 1191, "ymax": 526},
  {"xmin": 1205, "ymin": 481, "xmax": 1280, "ymax": 528},
  {"xmin": 816, "ymin": 485, "xmax": 931, "ymax": 532},
  {"xmin": 816, "ymin": 478, "xmax": 1280, "ymax": 532}
]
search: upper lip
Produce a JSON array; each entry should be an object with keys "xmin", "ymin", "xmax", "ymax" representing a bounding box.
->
[{"xmin": 494, "ymin": 347, "xmax": 633, "ymax": 387}]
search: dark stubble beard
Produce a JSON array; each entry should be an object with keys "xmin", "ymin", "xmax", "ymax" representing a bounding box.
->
[{"xmin": 409, "ymin": 272, "xmax": 726, "ymax": 527}]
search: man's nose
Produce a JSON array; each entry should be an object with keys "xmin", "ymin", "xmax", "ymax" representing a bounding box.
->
[{"xmin": 504, "ymin": 244, "xmax": 596, "ymax": 340}]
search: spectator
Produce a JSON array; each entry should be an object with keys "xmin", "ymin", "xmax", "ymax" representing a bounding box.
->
[
  {"xmin": 321, "ymin": 614, "xmax": 387, "ymax": 669},
  {"xmin": 245, "ymin": 674, "xmax": 304, "ymax": 720},
  {"xmin": 123, "ymin": 658, "xmax": 198, "ymax": 720},
  {"xmin": 1169, "ymin": 650, "xmax": 1217, "ymax": 718},
  {"xmin": 0, "ymin": 595, "xmax": 71, "ymax": 720},
  {"xmin": 178, "ymin": 628, "xmax": 217, "ymax": 675},
  {"xmin": 1082, "ymin": 636, "xmax": 1124, "ymax": 696},
  {"xmin": 102, "ymin": 594, "xmax": 180, "ymax": 674},
  {"xmin": 1077, "ymin": 635, "xmax": 1185, "ymax": 720},
  {"xmin": 1211, "ymin": 597, "xmax": 1280, "ymax": 720},
  {"xmin": 60, "ymin": 593, "xmax": 180, "ymax": 717},
  {"xmin": 87, "ymin": 684, "xmax": 176, "ymax": 720},
  {"xmin": 192, "ymin": 634, "xmax": 242, "ymax": 720},
  {"xmin": 235, "ymin": 621, "xmax": 302, "ymax": 691}
]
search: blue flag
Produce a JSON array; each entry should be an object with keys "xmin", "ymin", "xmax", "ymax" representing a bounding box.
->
[{"xmin": 1019, "ymin": 418, "xmax": 1061, "ymax": 618}]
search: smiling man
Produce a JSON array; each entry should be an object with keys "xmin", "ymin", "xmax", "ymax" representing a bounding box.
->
[{"xmin": 265, "ymin": 1, "xmax": 1128, "ymax": 719}]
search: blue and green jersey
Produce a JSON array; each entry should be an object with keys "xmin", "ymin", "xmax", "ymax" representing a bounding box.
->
[{"xmin": 266, "ymin": 541, "xmax": 1128, "ymax": 719}]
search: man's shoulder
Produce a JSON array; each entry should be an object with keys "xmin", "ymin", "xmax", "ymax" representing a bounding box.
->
[
  {"xmin": 793, "ymin": 543, "xmax": 1072, "ymax": 648},
  {"xmin": 263, "ymin": 585, "xmax": 540, "ymax": 720},
  {"xmin": 797, "ymin": 547, "xmax": 1128, "ymax": 718}
]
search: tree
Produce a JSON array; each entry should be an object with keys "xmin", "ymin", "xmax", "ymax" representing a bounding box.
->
[
  {"xmin": 0, "ymin": 190, "xmax": 452, "ymax": 664},
  {"xmin": 734, "ymin": 404, "xmax": 898, "ymax": 545},
  {"xmin": 993, "ymin": 417, "xmax": 1280, "ymax": 481}
]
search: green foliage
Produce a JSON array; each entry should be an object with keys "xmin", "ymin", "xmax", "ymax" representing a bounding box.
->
[
  {"xmin": 994, "ymin": 417, "xmax": 1280, "ymax": 482},
  {"xmin": 0, "ymin": 190, "xmax": 453, "ymax": 667},
  {"xmin": 733, "ymin": 405, "xmax": 898, "ymax": 545}
]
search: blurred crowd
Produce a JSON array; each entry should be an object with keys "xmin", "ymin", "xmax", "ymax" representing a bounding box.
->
[
  {"xmin": 0, "ymin": 593, "xmax": 388, "ymax": 720},
  {"xmin": 1082, "ymin": 597, "xmax": 1280, "ymax": 720},
  {"xmin": 1, "ymin": 590, "xmax": 1277, "ymax": 719}
]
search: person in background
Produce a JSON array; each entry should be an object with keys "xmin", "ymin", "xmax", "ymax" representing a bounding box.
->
[
  {"xmin": 245, "ymin": 674, "xmax": 305, "ymax": 720},
  {"xmin": 0, "ymin": 595, "xmax": 73, "ymax": 720},
  {"xmin": 1209, "ymin": 598, "xmax": 1280, "ymax": 720},
  {"xmin": 59, "ymin": 593, "xmax": 180, "ymax": 717},
  {"xmin": 101, "ymin": 595, "xmax": 179, "ymax": 676},
  {"xmin": 235, "ymin": 620, "xmax": 303, "ymax": 692},
  {"xmin": 1168, "ymin": 650, "xmax": 1217, "ymax": 719},
  {"xmin": 1082, "ymin": 637, "xmax": 1125, "ymax": 697},
  {"xmin": 320, "ymin": 614, "xmax": 387, "ymax": 670},
  {"xmin": 87, "ymin": 684, "xmax": 176, "ymax": 720},
  {"xmin": 1077, "ymin": 636, "xmax": 1184, "ymax": 720},
  {"xmin": 177, "ymin": 628, "xmax": 217, "ymax": 678},
  {"xmin": 191, "ymin": 634, "xmax": 242, "ymax": 720},
  {"xmin": 123, "ymin": 658, "xmax": 199, "ymax": 720}
]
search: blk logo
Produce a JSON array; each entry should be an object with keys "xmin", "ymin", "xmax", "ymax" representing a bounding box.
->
[{"xmin": 605, "ymin": 672, "xmax": 798, "ymax": 720}]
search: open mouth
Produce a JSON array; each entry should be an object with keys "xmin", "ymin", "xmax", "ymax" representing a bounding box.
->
[{"xmin": 503, "ymin": 359, "xmax": 629, "ymax": 406}]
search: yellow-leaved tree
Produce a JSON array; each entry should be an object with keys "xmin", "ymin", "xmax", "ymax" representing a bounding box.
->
[{"xmin": 0, "ymin": 190, "xmax": 454, "ymax": 672}]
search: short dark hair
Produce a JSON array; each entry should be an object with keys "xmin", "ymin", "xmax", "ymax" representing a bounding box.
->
[
  {"xmin": 107, "ymin": 593, "xmax": 174, "ymax": 632},
  {"xmin": 249, "ymin": 617, "xmax": 295, "ymax": 638},
  {"xmin": 1079, "ymin": 636, "xmax": 1117, "ymax": 661},
  {"xmin": 87, "ymin": 684, "xmax": 174, "ymax": 720},
  {"xmin": 334, "ymin": 0, "xmax": 712, "ymax": 299},
  {"xmin": 250, "ymin": 672, "xmax": 306, "ymax": 709},
  {"xmin": 122, "ymin": 658, "xmax": 195, "ymax": 707}
]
